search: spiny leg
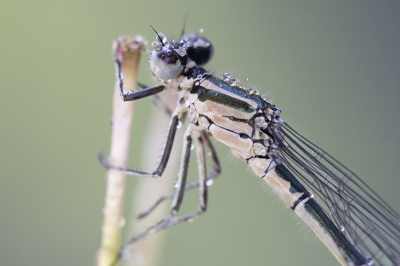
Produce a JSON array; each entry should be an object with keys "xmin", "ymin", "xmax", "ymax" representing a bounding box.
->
[
  {"xmin": 117, "ymin": 129, "xmax": 208, "ymax": 262},
  {"xmin": 113, "ymin": 125, "xmax": 196, "ymax": 263},
  {"xmin": 115, "ymin": 60, "xmax": 165, "ymax": 101},
  {"xmin": 170, "ymin": 124, "xmax": 193, "ymax": 214},
  {"xmin": 201, "ymin": 130, "xmax": 221, "ymax": 180},
  {"xmin": 193, "ymin": 130, "xmax": 208, "ymax": 213},
  {"xmin": 99, "ymin": 104, "xmax": 187, "ymax": 178},
  {"xmin": 137, "ymin": 130, "xmax": 221, "ymax": 219}
]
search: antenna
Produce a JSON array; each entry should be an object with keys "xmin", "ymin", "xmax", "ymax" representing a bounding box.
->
[{"xmin": 150, "ymin": 25, "xmax": 164, "ymax": 46}]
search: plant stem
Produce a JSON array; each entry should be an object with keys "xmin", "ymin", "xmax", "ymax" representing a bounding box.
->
[{"xmin": 96, "ymin": 35, "xmax": 147, "ymax": 266}]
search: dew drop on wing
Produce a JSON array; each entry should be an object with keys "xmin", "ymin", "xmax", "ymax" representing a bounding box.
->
[
  {"xmin": 176, "ymin": 120, "xmax": 182, "ymax": 129},
  {"xmin": 206, "ymin": 179, "xmax": 214, "ymax": 186},
  {"xmin": 190, "ymin": 144, "xmax": 195, "ymax": 150}
]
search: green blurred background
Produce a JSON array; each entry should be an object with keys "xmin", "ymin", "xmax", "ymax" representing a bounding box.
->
[{"xmin": 1, "ymin": 0, "xmax": 399, "ymax": 265}]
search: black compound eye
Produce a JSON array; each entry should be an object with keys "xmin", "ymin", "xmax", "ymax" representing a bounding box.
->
[{"xmin": 182, "ymin": 33, "xmax": 214, "ymax": 66}]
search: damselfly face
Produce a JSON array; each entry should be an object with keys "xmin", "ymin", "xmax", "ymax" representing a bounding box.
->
[{"xmin": 148, "ymin": 39, "xmax": 188, "ymax": 82}]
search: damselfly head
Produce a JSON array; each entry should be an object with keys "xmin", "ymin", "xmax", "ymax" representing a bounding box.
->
[
  {"xmin": 149, "ymin": 45, "xmax": 187, "ymax": 80},
  {"xmin": 149, "ymin": 26, "xmax": 189, "ymax": 81}
]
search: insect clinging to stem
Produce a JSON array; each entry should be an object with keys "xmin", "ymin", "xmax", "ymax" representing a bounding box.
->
[{"xmin": 100, "ymin": 25, "xmax": 400, "ymax": 266}]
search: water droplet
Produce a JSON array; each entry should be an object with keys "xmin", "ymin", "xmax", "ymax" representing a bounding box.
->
[
  {"xmin": 239, "ymin": 85, "xmax": 244, "ymax": 90},
  {"xmin": 340, "ymin": 226, "xmax": 345, "ymax": 232},
  {"xmin": 154, "ymin": 44, "xmax": 162, "ymax": 52},
  {"xmin": 153, "ymin": 65, "xmax": 160, "ymax": 73},
  {"xmin": 176, "ymin": 120, "xmax": 182, "ymax": 128},
  {"xmin": 164, "ymin": 79, "xmax": 171, "ymax": 84},
  {"xmin": 246, "ymin": 78, "xmax": 249, "ymax": 81},
  {"xmin": 262, "ymin": 96, "xmax": 267, "ymax": 101},
  {"xmin": 118, "ymin": 217, "xmax": 126, "ymax": 228},
  {"xmin": 246, "ymin": 88, "xmax": 253, "ymax": 95},
  {"xmin": 147, "ymin": 57, "xmax": 151, "ymax": 62},
  {"xmin": 228, "ymin": 78, "xmax": 236, "ymax": 86},
  {"xmin": 329, "ymin": 212, "xmax": 332, "ymax": 215},
  {"xmin": 179, "ymin": 97, "xmax": 189, "ymax": 107},
  {"xmin": 158, "ymin": 32, "xmax": 167, "ymax": 43},
  {"xmin": 309, "ymin": 191, "xmax": 314, "ymax": 198},
  {"xmin": 206, "ymin": 179, "xmax": 214, "ymax": 186},
  {"xmin": 190, "ymin": 144, "xmax": 195, "ymax": 150},
  {"xmin": 254, "ymin": 89, "xmax": 260, "ymax": 95},
  {"xmin": 222, "ymin": 73, "xmax": 230, "ymax": 81},
  {"xmin": 199, "ymin": 28, "xmax": 204, "ymax": 33},
  {"xmin": 174, "ymin": 181, "xmax": 179, "ymax": 188}
]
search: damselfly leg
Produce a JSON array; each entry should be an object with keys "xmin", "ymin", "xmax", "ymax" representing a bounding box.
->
[
  {"xmin": 100, "ymin": 103, "xmax": 185, "ymax": 178},
  {"xmin": 115, "ymin": 60, "xmax": 165, "ymax": 101},
  {"xmin": 138, "ymin": 131, "xmax": 221, "ymax": 219},
  {"xmin": 116, "ymin": 127, "xmax": 212, "ymax": 262}
]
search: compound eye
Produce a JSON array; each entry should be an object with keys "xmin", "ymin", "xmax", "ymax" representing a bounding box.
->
[{"xmin": 149, "ymin": 45, "xmax": 184, "ymax": 81}]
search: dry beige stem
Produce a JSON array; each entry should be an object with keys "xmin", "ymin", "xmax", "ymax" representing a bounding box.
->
[{"xmin": 96, "ymin": 35, "xmax": 147, "ymax": 266}]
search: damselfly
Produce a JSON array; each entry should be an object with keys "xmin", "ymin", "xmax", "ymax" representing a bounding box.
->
[{"xmin": 101, "ymin": 28, "xmax": 400, "ymax": 266}]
